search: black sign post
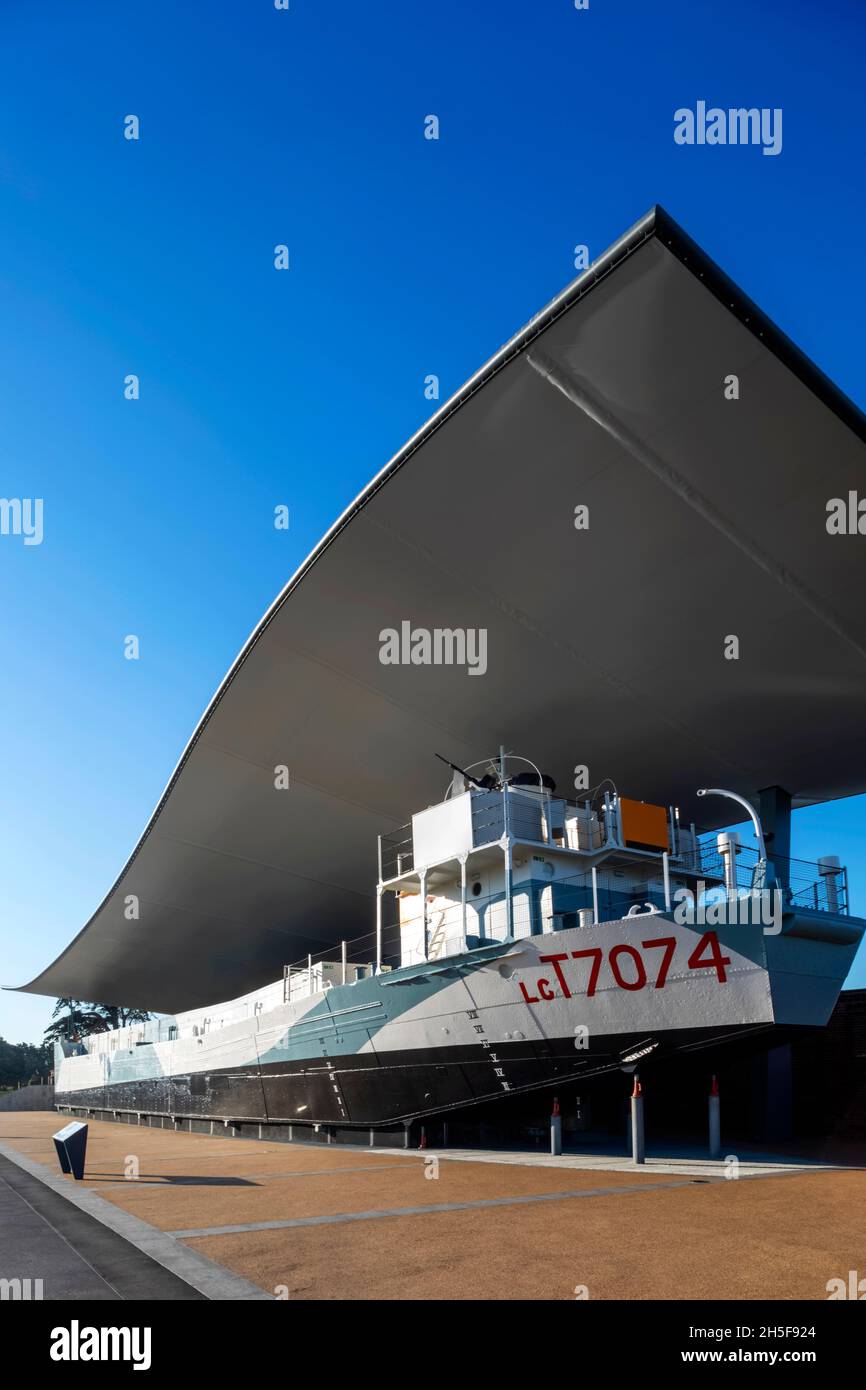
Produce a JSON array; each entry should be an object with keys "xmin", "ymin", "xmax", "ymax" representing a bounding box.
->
[{"xmin": 52, "ymin": 1121, "xmax": 88, "ymax": 1180}]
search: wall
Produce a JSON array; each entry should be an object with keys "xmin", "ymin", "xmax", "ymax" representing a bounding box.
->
[{"xmin": 0, "ymin": 1083, "xmax": 55, "ymax": 1111}]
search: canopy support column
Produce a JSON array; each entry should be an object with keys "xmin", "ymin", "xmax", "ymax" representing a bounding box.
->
[{"xmin": 758, "ymin": 786, "xmax": 792, "ymax": 891}]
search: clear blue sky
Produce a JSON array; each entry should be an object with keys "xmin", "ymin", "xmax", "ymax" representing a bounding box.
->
[{"xmin": 2, "ymin": 0, "xmax": 865, "ymax": 1043}]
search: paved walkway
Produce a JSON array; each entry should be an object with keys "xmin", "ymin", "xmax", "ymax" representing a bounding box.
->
[
  {"xmin": 0, "ymin": 1141, "xmax": 271, "ymax": 1300},
  {"xmin": 0, "ymin": 1152, "xmax": 202, "ymax": 1300},
  {"xmin": 2, "ymin": 1113, "xmax": 864, "ymax": 1300}
]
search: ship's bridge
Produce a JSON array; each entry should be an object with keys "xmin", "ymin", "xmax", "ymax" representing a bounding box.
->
[{"xmin": 374, "ymin": 759, "xmax": 853, "ymax": 971}]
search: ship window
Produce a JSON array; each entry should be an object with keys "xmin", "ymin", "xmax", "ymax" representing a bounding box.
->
[{"xmin": 472, "ymin": 881, "xmax": 482, "ymax": 897}]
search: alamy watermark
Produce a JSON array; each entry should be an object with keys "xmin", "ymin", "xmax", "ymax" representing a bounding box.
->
[
  {"xmin": 674, "ymin": 102, "xmax": 782, "ymax": 156},
  {"xmin": 50, "ymin": 1321, "xmax": 151, "ymax": 1370},
  {"xmin": 0, "ymin": 497, "xmax": 43, "ymax": 545},
  {"xmin": 827, "ymin": 1270, "xmax": 866, "ymax": 1299},
  {"xmin": 1, "ymin": 1277, "xmax": 43, "ymax": 1300},
  {"xmin": 826, "ymin": 492, "xmax": 866, "ymax": 534},
  {"xmin": 379, "ymin": 621, "xmax": 487, "ymax": 676},
  {"xmin": 673, "ymin": 883, "xmax": 782, "ymax": 934}
]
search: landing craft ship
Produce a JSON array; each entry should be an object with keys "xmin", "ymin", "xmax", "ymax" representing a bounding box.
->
[
  {"xmin": 52, "ymin": 752, "xmax": 864, "ymax": 1130},
  {"xmin": 17, "ymin": 205, "xmax": 866, "ymax": 1139}
]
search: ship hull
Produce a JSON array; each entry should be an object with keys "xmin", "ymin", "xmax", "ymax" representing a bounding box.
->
[
  {"xmin": 55, "ymin": 1023, "xmax": 778, "ymax": 1128},
  {"xmin": 55, "ymin": 908, "xmax": 861, "ymax": 1128}
]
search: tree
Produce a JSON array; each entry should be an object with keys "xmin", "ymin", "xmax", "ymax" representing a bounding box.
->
[
  {"xmin": 43, "ymin": 999, "xmax": 92, "ymax": 1045},
  {"xmin": 0, "ymin": 1037, "xmax": 53, "ymax": 1088},
  {"xmin": 43, "ymin": 998, "xmax": 153, "ymax": 1046},
  {"xmin": 91, "ymin": 1004, "xmax": 152, "ymax": 1032}
]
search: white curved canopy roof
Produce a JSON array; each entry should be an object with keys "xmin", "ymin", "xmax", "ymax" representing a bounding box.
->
[{"xmin": 18, "ymin": 207, "xmax": 866, "ymax": 1012}]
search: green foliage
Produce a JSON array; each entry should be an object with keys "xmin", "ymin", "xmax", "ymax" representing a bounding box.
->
[
  {"xmin": 0, "ymin": 1001, "xmax": 155, "ymax": 1086},
  {"xmin": 0, "ymin": 1036, "xmax": 53, "ymax": 1088},
  {"xmin": 43, "ymin": 998, "xmax": 153, "ymax": 1046}
]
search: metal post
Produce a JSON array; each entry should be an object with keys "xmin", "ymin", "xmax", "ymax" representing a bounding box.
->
[
  {"xmin": 375, "ymin": 888, "xmax": 383, "ymax": 972},
  {"xmin": 662, "ymin": 851, "xmax": 671, "ymax": 911},
  {"xmin": 591, "ymin": 864, "xmax": 599, "ymax": 925},
  {"xmin": 460, "ymin": 854, "xmax": 467, "ymax": 943},
  {"xmin": 341, "ymin": 939, "xmax": 347, "ymax": 985},
  {"xmin": 500, "ymin": 745, "xmax": 513, "ymax": 938},
  {"xmin": 420, "ymin": 870, "xmax": 428, "ymax": 961},
  {"xmin": 550, "ymin": 1096, "xmax": 562, "ymax": 1156},
  {"xmin": 631, "ymin": 1075, "xmax": 645, "ymax": 1165},
  {"xmin": 709, "ymin": 1075, "xmax": 721, "ymax": 1159},
  {"xmin": 504, "ymin": 840, "xmax": 514, "ymax": 937}
]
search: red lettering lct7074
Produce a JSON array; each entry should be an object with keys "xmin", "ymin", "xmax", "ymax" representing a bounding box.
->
[{"xmin": 518, "ymin": 932, "xmax": 731, "ymax": 1004}]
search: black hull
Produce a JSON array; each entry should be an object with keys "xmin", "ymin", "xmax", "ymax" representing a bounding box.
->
[{"xmin": 55, "ymin": 1026, "xmax": 775, "ymax": 1128}]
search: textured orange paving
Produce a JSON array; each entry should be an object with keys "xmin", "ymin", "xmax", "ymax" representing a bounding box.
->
[
  {"xmin": 114, "ymin": 1163, "xmax": 674, "ymax": 1227},
  {"xmin": 186, "ymin": 1169, "xmax": 866, "ymax": 1300},
  {"xmin": 0, "ymin": 1113, "xmax": 664, "ymax": 1230},
  {"xmin": 3, "ymin": 1113, "xmax": 864, "ymax": 1299}
]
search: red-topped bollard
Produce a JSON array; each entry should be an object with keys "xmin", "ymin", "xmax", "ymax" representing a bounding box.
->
[
  {"xmin": 631, "ymin": 1075, "xmax": 645, "ymax": 1165},
  {"xmin": 550, "ymin": 1095, "xmax": 562, "ymax": 1156},
  {"xmin": 709, "ymin": 1075, "xmax": 721, "ymax": 1159}
]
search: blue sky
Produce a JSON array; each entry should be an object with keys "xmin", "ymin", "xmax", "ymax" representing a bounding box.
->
[{"xmin": 2, "ymin": 0, "xmax": 865, "ymax": 1043}]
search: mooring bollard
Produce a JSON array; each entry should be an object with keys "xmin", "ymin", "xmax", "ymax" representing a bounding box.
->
[
  {"xmin": 709, "ymin": 1074, "xmax": 721, "ymax": 1159},
  {"xmin": 550, "ymin": 1095, "xmax": 562, "ymax": 1155},
  {"xmin": 631, "ymin": 1076, "xmax": 645, "ymax": 1165}
]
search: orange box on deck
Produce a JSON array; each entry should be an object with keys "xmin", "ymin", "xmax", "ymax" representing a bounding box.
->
[{"xmin": 619, "ymin": 797, "xmax": 669, "ymax": 851}]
